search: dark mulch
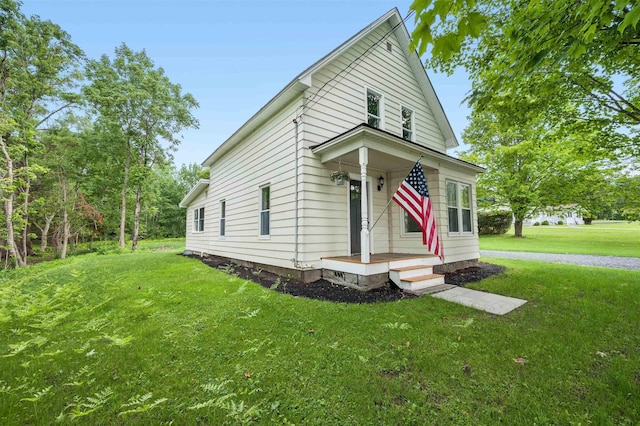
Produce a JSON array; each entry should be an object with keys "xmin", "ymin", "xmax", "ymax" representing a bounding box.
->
[{"xmin": 187, "ymin": 254, "xmax": 505, "ymax": 304}]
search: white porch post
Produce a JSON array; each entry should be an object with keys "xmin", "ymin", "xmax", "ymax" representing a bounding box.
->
[{"xmin": 359, "ymin": 147, "xmax": 370, "ymax": 263}]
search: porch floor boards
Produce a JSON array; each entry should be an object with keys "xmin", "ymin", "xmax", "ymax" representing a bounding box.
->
[{"xmin": 322, "ymin": 253, "xmax": 437, "ymax": 265}]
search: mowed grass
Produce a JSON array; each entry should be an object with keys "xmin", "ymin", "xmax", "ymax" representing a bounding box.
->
[
  {"xmin": 1, "ymin": 245, "xmax": 640, "ymax": 424},
  {"xmin": 480, "ymin": 221, "xmax": 640, "ymax": 257}
]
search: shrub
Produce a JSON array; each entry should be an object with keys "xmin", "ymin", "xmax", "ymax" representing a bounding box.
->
[
  {"xmin": 478, "ymin": 211, "xmax": 512, "ymax": 235},
  {"xmin": 557, "ymin": 221, "xmax": 564, "ymax": 225},
  {"xmin": 541, "ymin": 220, "xmax": 550, "ymax": 226},
  {"xmin": 533, "ymin": 222, "xmax": 540, "ymax": 226}
]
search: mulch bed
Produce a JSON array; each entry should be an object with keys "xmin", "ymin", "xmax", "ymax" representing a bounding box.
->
[{"xmin": 187, "ymin": 254, "xmax": 505, "ymax": 304}]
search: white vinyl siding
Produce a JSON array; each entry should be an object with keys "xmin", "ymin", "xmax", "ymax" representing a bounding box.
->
[
  {"xmin": 303, "ymin": 22, "xmax": 446, "ymax": 151},
  {"xmin": 186, "ymin": 97, "xmax": 301, "ymax": 269}
]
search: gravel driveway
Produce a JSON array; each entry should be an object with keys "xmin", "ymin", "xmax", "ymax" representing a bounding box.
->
[{"xmin": 480, "ymin": 250, "xmax": 640, "ymax": 270}]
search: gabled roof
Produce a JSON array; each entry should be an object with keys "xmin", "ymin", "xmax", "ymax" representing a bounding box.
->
[
  {"xmin": 179, "ymin": 179, "xmax": 210, "ymax": 208},
  {"xmin": 202, "ymin": 8, "xmax": 459, "ymax": 167}
]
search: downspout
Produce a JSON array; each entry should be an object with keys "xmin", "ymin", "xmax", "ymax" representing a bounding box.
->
[{"xmin": 292, "ymin": 117, "xmax": 300, "ymax": 268}]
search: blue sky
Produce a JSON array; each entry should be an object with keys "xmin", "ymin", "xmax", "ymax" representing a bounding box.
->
[{"xmin": 23, "ymin": 0, "xmax": 471, "ymax": 167}]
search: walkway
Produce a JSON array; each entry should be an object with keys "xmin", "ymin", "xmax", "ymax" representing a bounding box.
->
[
  {"xmin": 431, "ymin": 287, "xmax": 527, "ymax": 315},
  {"xmin": 480, "ymin": 250, "xmax": 640, "ymax": 270}
]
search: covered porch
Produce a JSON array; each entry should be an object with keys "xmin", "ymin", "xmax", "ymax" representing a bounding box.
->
[{"xmin": 311, "ymin": 124, "xmax": 469, "ymax": 264}]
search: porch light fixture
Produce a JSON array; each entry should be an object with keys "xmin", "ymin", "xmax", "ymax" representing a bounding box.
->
[{"xmin": 377, "ymin": 175, "xmax": 384, "ymax": 191}]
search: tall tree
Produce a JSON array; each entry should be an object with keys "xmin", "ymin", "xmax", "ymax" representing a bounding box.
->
[
  {"xmin": 462, "ymin": 94, "xmax": 590, "ymax": 237},
  {"xmin": 409, "ymin": 0, "xmax": 640, "ymax": 158},
  {"xmin": 84, "ymin": 43, "xmax": 199, "ymax": 250},
  {"xmin": 0, "ymin": 0, "xmax": 83, "ymax": 266}
]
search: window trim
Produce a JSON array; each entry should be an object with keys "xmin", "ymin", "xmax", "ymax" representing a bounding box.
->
[
  {"xmin": 365, "ymin": 87, "xmax": 384, "ymax": 130},
  {"xmin": 400, "ymin": 104, "xmax": 415, "ymax": 142},
  {"xmin": 219, "ymin": 200, "xmax": 226, "ymax": 238},
  {"xmin": 446, "ymin": 181, "xmax": 473, "ymax": 235},
  {"xmin": 193, "ymin": 206, "xmax": 205, "ymax": 233},
  {"xmin": 259, "ymin": 184, "xmax": 270, "ymax": 239}
]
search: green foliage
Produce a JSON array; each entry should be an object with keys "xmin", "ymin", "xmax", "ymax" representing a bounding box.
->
[
  {"xmin": 84, "ymin": 43, "xmax": 199, "ymax": 249},
  {"xmin": 0, "ymin": 0, "xmax": 84, "ymax": 266},
  {"xmin": 477, "ymin": 211, "xmax": 512, "ymax": 235},
  {"xmin": 557, "ymin": 220, "xmax": 563, "ymax": 225},
  {"xmin": 533, "ymin": 222, "xmax": 540, "ymax": 226},
  {"xmin": 410, "ymin": 0, "xmax": 640, "ymax": 159},
  {"xmin": 541, "ymin": 220, "xmax": 550, "ymax": 226},
  {"xmin": 460, "ymin": 89, "xmax": 587, "ymax": 237},
  {"xmin": 0, "ymin": 247, "xmax": 639, "ymax": 423}
]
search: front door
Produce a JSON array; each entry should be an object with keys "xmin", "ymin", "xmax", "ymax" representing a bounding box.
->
[{"xmin": 349, "ymin": 180, "xmax": 361, "ymax": 254}]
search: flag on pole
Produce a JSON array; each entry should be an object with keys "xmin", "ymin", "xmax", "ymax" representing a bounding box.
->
[{"xmin": 392, "ymin": 160, "xmax": 442, "ymax": 259}]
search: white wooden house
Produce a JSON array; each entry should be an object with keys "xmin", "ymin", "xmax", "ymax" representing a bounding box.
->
[
  {"xmin": 180, "ymin": 9, "xmax": 484, "ymax": 292},
  {"xmin": 524, "ymin": 206, "xmax": 584, "ymax": 226}
]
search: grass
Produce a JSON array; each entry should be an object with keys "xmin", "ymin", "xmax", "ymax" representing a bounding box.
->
[
  {"xmin": 480, "ymin": 221, "xmax": 640, "ymax": 257},
  {"xmin": 1, "ymin": 243, "xmax": 640, "ymax": 424}
]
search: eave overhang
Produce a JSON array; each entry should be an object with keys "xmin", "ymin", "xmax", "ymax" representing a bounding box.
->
[
  {"xmin": 179, "ymin": 179, "xmax": 210, "ymax": 208},
  {"xmin": 311, "ymin": 124, "xmax": 484, "ymax": 174}
]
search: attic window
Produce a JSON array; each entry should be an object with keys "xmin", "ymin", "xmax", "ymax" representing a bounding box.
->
[{"xmin": 386, "ymin": 42, "xmax": 392, "ymax": 52}]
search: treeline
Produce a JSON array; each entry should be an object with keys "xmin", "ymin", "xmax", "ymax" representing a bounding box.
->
[{"xmin": 1, "ymin": 1, "xmax": 203, "ymax": 267}]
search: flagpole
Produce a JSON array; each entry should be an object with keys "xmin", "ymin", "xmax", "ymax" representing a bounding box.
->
[
  {"xmin": 368, "ymin": 156, "xmax": 423, "ymax": 233},
  {"xmin": 369, "ymin": 198, "xmax": 394, "ymax": 232}
]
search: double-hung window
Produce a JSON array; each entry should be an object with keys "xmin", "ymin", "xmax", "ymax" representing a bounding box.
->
[
  {"xmin": 446, "ymin": 182, "xmax": 473, "ymax": 234},
  {"xmin": 401, "ymin": 106, "xmax": 414, "ymax": 141},
  {"xmin": 193, "ymin": 207, "xmax": 204, "ymax": 232},
  {"xmin": 366, "ymin": 89, "xmax": 383, "ymax": 129},
  {"xmin": 259, "ymin": 185, "xmax": 270, "ymax": 237},
  {"xmin": 219, "ymin": 200, "xmax": 226, "ymax": 237}
]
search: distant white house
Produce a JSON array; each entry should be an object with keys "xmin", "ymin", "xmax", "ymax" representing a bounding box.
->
[
  {"xmin": 180, "ymin": 9, "xmax": 484, "ymax": 290},
  {"xmin": 524, "ymin": 206, "xmax": 584, "ymax": 226}
]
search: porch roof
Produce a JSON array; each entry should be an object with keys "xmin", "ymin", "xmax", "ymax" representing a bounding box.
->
[{"xmin": 311, "ymin": 124, "xmax": 485, "ymax": 174}]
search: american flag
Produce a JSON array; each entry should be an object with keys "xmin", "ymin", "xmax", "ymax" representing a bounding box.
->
[{"xmin": 392, "ymin": 161, "xmax": 442, "ymax": 259}]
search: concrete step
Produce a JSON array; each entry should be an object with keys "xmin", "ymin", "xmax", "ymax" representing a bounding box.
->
[
  {"xmin": 406, "ymin": 284, "xmax": 456, "ymax": 296},
  {"xmin": 395, "ymin": 273, "xmax": 445, "ymax": 291},
  {"xmin": 389, "ymin": 265, "xmax": 434, "ymax": 281}
]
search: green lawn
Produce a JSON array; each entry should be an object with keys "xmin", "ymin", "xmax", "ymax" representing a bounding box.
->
[
  {"xmin": 480, "ymin": 221, "xmax": 640, "ymax": 257},
  {"xmin": 1, "ymin": 245, "xmax": 639, "ymax": 424}
]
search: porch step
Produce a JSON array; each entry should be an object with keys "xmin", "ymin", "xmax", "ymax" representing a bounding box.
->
[
  {"xmin": 406, "ymin": 284, "xmax": 456, "ymax": 296},
  {"xmin": 395, "ymin": 273, "xmax": 445, "ymax": 292},
  {"xmin": 388, "ymin": 256, "xmax": 445, "ymax": 293},
  {"xmin": 389, "ymin": 265, "xmax": 434, "ymax": 281}
]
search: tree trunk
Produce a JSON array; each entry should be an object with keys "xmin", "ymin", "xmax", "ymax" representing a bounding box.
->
[
  {"xmin": 119, "ymin": 141, "xmax": 131, "ymax": 248},
  {"xmin": 38, "ymin": 214, "xmax": 55, "ymax": 252},
  {"xmin": 0, "ymin": 136, "xmax": 26, "ymax": 267},
  {"xmin": 514, "ymin": 218, "xmax": 524, "ymax": 237},
  {"xmin": 131, "ymin": 184, "xmax": 142, "ymax": 251},
  {"xmin": 20, "ymin": 155, "xmax": 30, "ymax": 261},
  {"xmin": 61, "ymin": 209, "xmax": 69, "ymax": 260},
  {"xmin": 60, "ymin": 177, "xmax": 69, "ymax": 260}
]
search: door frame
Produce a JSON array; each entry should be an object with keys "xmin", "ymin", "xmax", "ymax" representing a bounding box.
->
[{"xmin": 347, "ymin": 174, "xmax": 374, "ymax": 256}]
